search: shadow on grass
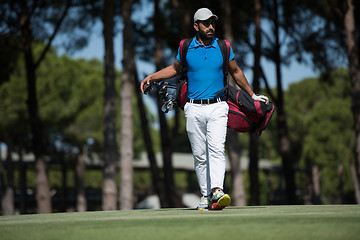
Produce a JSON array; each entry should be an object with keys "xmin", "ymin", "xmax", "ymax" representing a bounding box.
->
[
  {"xmin": 134, "ymin": 206, "xmax": 267, "ymax": 212},
  {"xmin": 173, "ymin": 206, "xmax": 267, "ymax": 211}
]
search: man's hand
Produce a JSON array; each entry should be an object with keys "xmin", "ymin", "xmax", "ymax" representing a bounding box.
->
[
  {"xmin": 252, "ymin": 93, "xmax": 269, "ymax": 104},
  {"xmin": 140, "ymin": 75, "xmax": 152, "ymax": 94},
  {"xmin": 140, "ymin": 61, "xmax": 180, "ymax": 94}
]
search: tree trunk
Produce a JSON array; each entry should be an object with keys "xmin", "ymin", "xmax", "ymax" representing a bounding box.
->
[
  {"xmin": 20, "ymin": 3, "xmax": 51, "ymax": 213},
  {"xmin": 222, "ymin": 0, "xmax": 246, "ymax": 206},
  {"xmin": 154, "ymin": 0, "xmax": 181, "ymax": 208},
  {"xmin": 272, "ymin": 0, "xmax": 296, "ymax": 204},
  {"xmin": 1, "ymin": 139, "xmax": 14, "ymax": 215},
  {"xmin": 227, "ymin": 130, "xmax": 246, "ymax": 206},
  {"xmin": 249, "ymin": 0, "xmax": 262, "ymax": 206},
  {"xmin": 61, "ymin": 152, "xmax": 68, "ymax": 212},
  {"xmin": 35, "ymin": 156, "xmax": 52, "ymax": 213},
  {"xmin": 133, "ymin": 61, "xmax": 166, "ymax": 207},
  {"xmin": 0, "ymin": 156, "xmax": 5, "ymax": 215},
  {"xmin": 120, "ymin": 0, "xmax": 134, "ymax": 210},
  {"xmin": 76, "ymin": 151, "xmax": 87, "ymax": 212},
  {"xmin": 1, "ymin": 187, "xmax": 14, "ymax": 216},
  {"xmin": 303, "ymin": 157, "xmax": 312, "ymax": 205},
  {"xmin": 102, "ymin": 0, "xmax": 118, "ymax": 211},
  {"xmin": 350, "ymin": 159, "xmax": 360, "ymax": 203},
  {"xmin": 344, "ymin": 0, "xmax": 360, "ymax": 204},
  {"xmin": 311, "ymin": 165, "xmax": 321, "ymax": 204},
  {"xmin": 18, "ymin": 146, "xmax": 27, "ymax": 214},
  {"xmin": 249, "ymin": 133, "xmax": 259, "ymax": 205},
  {"xmin": 337, "ymin": 162, "xmax": 344, "ymax": 204},
  {"xmin": 221, "ymin": 0, "xmax": 234, "ymax": 44}
]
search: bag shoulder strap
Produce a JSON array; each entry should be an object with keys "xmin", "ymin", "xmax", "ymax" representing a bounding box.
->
[
  {"xmin": 177, "ymin": 38, "xmax": 192, "ymax": 83},
  {"xmin": 214, "ymin": 39, "xmax": 231, "ymax": 96},
  {"xmin": 224, "ymin": 40, "xmax": 230, "ymax": 69},
  {"xmin": 179, "ymin": 39, "xmax": 192, "ymax": 68},
  {"xmin": 217, "ymin": 39, "xmax": 231, "ymax": 73}
]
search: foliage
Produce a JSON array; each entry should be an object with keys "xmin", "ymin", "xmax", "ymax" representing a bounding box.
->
[
  {"xmin": 168, "ymin": 111, "xmax": 191, "ymax": 152},
  {"xmin": 0, "ymin": 34, "xmax": 21, "ymax": 86},
  {"xmin": 0, "ymin": 42, "xmax": 146, "ymax": 155},
  {"xmin": 286, "ymin": 68, "xmax": 355, "ymax": 203},
  {"xmin": 0, "ymin": 53, "xmax": 30, "ymax": 149},
  {"xmin": 258, "ymin": 119, "xmax": 281, "ymax": 162},
  {"xmin": 0, "ymin": 1, "xmax": 99, "ymax": 53}
]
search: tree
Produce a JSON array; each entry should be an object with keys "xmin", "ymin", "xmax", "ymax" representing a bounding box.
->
[
  {"xmin": 0, "ymin": 34, "xmax": 21, "ymax": 86},
  {"xmin": 0, "ymin": 42, "xmax": 107, "ymax": 212},
  {"xmin": 102, "ymin": 0, "xmax": 118, "ymax": 211},
  {"xmin": 37, "ymin": 55, "xmax": 105, "ymax": 212},
  {"xmin": 343, "ymin": 0, "xmax": 360, "ymax": 204},
  {"xmin": 295, "ymin": 0, "xmax": 360, "ymax": 203},
  {"xmin": 152, "ymin": 0, "xmax": 183, "ymax": 208},
  {"xmin": 75, "ymin": 151, "xmax": 86, "ymax": 212},
  {"xmin": 131, "ymin": 1, "xmax": 166, "ymax": 205},
  {"xmin": 262, "ymin": 0, "xmax": 297, "ymax": 204},
  {"xmin": 221, "ymin": 0, "xmax": 247, "ymax": 206},
  {"xmin": 1, "ymin": 0, "xmax": 100, "ymax": 213},
  {"xmin": 132, "ymin": 0, "xmax": 194, "ymax": 208},
  {"xmin": 286, "ymin": 69, "xmax": 355, "ymax": 204},
  {"xmin": 13, "ymin": 0, "xmax": 71, "ymax": 213},
  {"xmin": 120, "ymin": 0, "xmax": 134, "ymax": 210},
  {"xmin": 134, "ymin": 62, "xmax": 166, "ymax": 206},
  {"xmin": 1, "ymin": 139, "xmax": 14, "ymax": 215},
  {"xmin": 0, "ymin": 54, "xmax": 28, "ymax": 214},
  {"xmin": 248, "ymin": 0, "xmax": 263, "ymax": 206}
]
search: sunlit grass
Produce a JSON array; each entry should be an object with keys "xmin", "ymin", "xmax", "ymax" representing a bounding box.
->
[{"xmin": 1, "ymin": 205, "xmax": 359, "ymax": 240}]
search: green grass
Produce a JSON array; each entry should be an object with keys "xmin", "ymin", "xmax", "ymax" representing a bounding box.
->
[{"xmin": 1, "ymin": 205, "xmax": 359, "ymax": 240}]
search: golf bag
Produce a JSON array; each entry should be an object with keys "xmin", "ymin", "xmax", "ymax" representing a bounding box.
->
[
  {"xmin": 144, "ymin": 81, "xmax": 177, "ymax": 113},
  {"xmin": 175, "ymin": 38, "xmax": 191, "ymax": 109},
  {"xmin": 226, "ymin": 85, "xmax": 275, "ymax": 134}
]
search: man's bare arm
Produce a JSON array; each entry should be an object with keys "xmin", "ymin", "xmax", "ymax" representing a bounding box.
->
[
  {"xmin": 228, "ymin": 59, "xmax": 254, "ymax": 96},
  {"xmin": 140, "ymin": 60, "xmax": 181, "ymax": 93},
  {"xmin": 228, "ymin": 59, "xmax": 269, "ymax": 103}
]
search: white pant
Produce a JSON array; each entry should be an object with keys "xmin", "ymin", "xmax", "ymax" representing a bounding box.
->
[{"xmin": 184, "ymin": 101, "xmax": 229, "ymax": 196}]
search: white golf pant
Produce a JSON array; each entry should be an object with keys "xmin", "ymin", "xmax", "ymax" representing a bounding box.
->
[{"xmin": 184, "ymin": 101, "xmax": 228, "ymax": 197}]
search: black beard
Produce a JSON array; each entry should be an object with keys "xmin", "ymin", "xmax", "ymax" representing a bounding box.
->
[{"xmin": 198, "ymin": 29, "xmax": 214, "ymax": 41}]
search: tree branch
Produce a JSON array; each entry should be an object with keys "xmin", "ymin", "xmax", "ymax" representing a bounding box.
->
[
  {"xmin": 261, "ymin": 28, "xmax": 275, "ymax": 47},
  {"xmin": 10, "ymin": 1, "xmax": 22, "ymax": 18},
  {"xmin": 260, "ymin": 64, "xmax": 277, "ymax": 105},
  {"xmin": 34, "ymin": 0, "xmax": 71, "ymax": 69}
]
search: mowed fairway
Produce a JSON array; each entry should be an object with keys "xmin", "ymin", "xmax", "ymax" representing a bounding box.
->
[{"xmin": 1, "ymin": 205, "xmax": 359, "ymax": 240}]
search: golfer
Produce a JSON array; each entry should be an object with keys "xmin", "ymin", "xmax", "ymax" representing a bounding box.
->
[{"xmin": 140, "ymin": 8, "xmax": 268, "ymax": 210}]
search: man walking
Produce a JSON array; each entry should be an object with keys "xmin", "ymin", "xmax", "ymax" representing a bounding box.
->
[{"xmin": 140, "ymin": 8, "xmax": 268, "ymax": 210}]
